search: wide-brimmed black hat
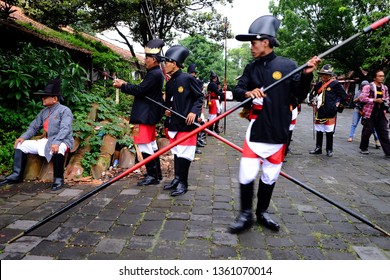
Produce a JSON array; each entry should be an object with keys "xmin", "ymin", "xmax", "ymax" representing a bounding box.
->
[
  {"xmin": 236, "ymin": 15, "xmax": 280, "ymax": 46},
  {"xmin": 161, "ymin": 45, "xmax": 189, "ymax": 68},
  {"xmin": 318, "ymin": 64, "xmax": 334, "ymax": 75},
  {"xmin": 33, "ymin": 76, "xmax": 62, "ymax": 96},
  {"xmin": 144, "ymin": 39, "xmax": 165, "ymax": 56},
  {"xmin": 188, "ymin": 63, "xmax": 197, "ymax": 73}
]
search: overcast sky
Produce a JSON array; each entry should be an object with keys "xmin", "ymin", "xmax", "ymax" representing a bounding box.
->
[
  {"xmin": 217, "ymin": 0, "xmax": 272, "ymax": 48},
  {"xmin": 98, "ymin": 0, "xmax": 271, "ymax": 52}
]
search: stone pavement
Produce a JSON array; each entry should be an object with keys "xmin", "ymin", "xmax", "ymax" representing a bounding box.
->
[{"xmin": 0, "ymin": 102, "xmax": 389, "ymax": 260}]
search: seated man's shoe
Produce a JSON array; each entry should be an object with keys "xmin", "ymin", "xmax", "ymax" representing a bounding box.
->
[
  {"xmin": 170, "ymin": 182, "xmax": 187, "ymax": 196},
  {"xmin": 257, "ymin": 211, "xmax": 280, "ymax": 231},
  {"xmin": 51, "ymin": 178, "xmax": 64, "ymax": 191},
  {"xmin": 0, "ymin": 178, "xmax": 21, "ymax": 187},
  {"xmin": 228, "ymin": 210, "xmax": 253, "ymax": 234},
  {"xmin": 163, "ymin": 177, "xmax": 180, "ymax": 190},
  {"xmin": 137, "ymin": 175, "xmax": 159, "ymax": 186},
  {"xmin": 326, "ymin": 150, "xmax": 333, "ymax": 157},
  {"xmin": 309, "ymin": 147, "xmax": 322, "ymax": 154}
]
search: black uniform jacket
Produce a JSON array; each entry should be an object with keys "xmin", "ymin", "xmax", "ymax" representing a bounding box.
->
[
  {"xmin": 312, "ymin": 80, "xmax": 347, "ymax": 119},
  {"xmin": 207, "ymin": 81, "xmax": 223, "ymax": 99},
  {"xmin": 234, "ymin": 52, "xmax": 313, "ymax": 144},
  {"xmin": 120, "ymin": 65, "xmax": 165, "ymax": 125},
  {"xmin": 165, "ymin": 70, "xmax": 204, "ymax": 132}
]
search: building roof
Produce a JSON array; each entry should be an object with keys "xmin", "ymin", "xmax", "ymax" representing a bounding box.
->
[
  {"xmin": 61, "ymin": 26, "xmax": 145, "ymax": 62},
  {"xmin": 1, "ymin": 3, "xmax": 91, "ymax": 54},
  {"xmin": 2, "ymin": 2, "xmax": 144, "ymax": 64}
]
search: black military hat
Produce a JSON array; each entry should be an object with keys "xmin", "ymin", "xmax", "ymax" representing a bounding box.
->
[
  {"xmin": 318, "ymin": 64, "xmax": 334, "ymax": 75},
  {"xmin": 210, "ymin": 70, "xmax": 217, "ymax": 78},
  {"xmin": 144, "ymin": 38, "xmax": 165, "ymax": 56},
  {"xmin": 34, "ymin": 76, "xmax": 62, "ymax": 96},
  {"xmin": 161, "ymin": 45, "xmax": 189, "ymax": 68},
  {"xmin": 236, "ymin": 15, "xmax": 280, "ymax": 46},
  {"xmin": 188, "ymin": 63, "xmax": 197, "ymax": 73}
]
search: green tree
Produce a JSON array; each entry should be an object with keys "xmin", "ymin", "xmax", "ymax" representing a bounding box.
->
[
  {"xmin": 179, "ymin": 35, "xmax": 253, "ymax": 90},
  {"xmin": 226, "ymin": 43, "xmax": 252, "ymax": 89},
  {"xmin": 179, "ymin": 34, "xmax": 224, "ymax": 82},
  {"xmin": 85, "ymin": 0, "xmax": 233, "ymax": 45},
  {"xmin": 18, "ymin": 0, "xmax": 86, "ymax": 29},
  {"xmin": 82, "ymin": 0, "xmax": 233, "ymax": 72},
  {"xmin": 269, "ymin": 0, "xmax": 390, "ymax": 80}
]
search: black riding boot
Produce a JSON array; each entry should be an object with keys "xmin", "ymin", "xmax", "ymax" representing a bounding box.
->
[
  {"xmin": 229, "ymin": 182, "xmax": 254, "ymax": 234},
  {"xmin": 154, "ymin": 152, "xmax": 163, "ymax": 180},
  {"xmin": 207, "ymin": 122, "xmax": 214, "ymax": 135},
  {"xmin": 310, "ymin": 131, "xmax": 323, "ymax": 154},
  {"xmin": 285, "ymin": 130, "xmax": 293, "ymax": 156},
  {"xmin": 137, "ymin": 152, "xmax": 159, "ymax": 186},
  {"xmin": 164, "ymin": 155, "xmax": 180, "ymax": 190},
  {"xmin": 170, "ymin": 157, "xmax": 191, "ymax": 196},
  {"xmin": 52, "ymin": 153, "xmax": 65, "ymax": 191},
  {"xmin": 0, "ymin": 149, "xmax": 27, "ymax": 187},
  {"xmin": 214, "ymin": 119, "xmax": 221, "ymax": 134},
  {"xmin": 256, "ymin": 180, "xmax": 279, "ymax": 231},
  {"xmin": 326, "ymin": 132, "xmax": 334, "ymax": 157}
]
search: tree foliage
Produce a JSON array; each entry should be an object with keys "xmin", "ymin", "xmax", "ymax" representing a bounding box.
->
[
  {"xmin": 18, "ymin": 0, "xmax": 86, "ymax": 29},
  {"xmin": 179, "ymin": 35, "xmax": 252, "ymax": 90},
  {"xmin": 85, "ymin": 0, "xmax": 233, "ymax": 46},
  {"xmin": 269, "ymin": 0, "xmax": 390, "ymax": 80}
]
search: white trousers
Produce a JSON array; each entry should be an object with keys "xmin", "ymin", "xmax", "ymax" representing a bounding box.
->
[
  {"xmin": 138, "ymin": 140, "xmax": 158, "ymax": 155},
  {"xmin": 17, "ymin": 138, "xmax": 68, "ymax": 158}
]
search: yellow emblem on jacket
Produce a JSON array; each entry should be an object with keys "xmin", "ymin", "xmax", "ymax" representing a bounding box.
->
[
  {"xmin": 178, "ymin": 86, "xmax": 184, "ymax": 93},
  {"xmin": 327, "ymin": 87, "xmax": 331, "ymax": 91},
  {"xmin": 272, "ymin": 71, "xmax": 282, "ymax": 80}
]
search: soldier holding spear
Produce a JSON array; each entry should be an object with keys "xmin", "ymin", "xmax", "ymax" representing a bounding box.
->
[{"xmin": 229, "ymin": 15, "xmax": 321, "ymax": 234}]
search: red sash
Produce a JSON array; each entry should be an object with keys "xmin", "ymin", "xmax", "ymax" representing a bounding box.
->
[{"xmin": 133, "ymin": 124, "xmax": 156, "ymax": 144}]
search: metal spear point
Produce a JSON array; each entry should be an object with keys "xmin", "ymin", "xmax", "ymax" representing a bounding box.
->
[{"xmin": 7, "ymin": 15, "xmax": 390, "ymax": 243}]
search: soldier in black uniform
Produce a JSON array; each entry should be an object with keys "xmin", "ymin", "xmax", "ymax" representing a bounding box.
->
[
  {"xmin": 309, "ymin": 64, "xmax": 347, "ymax": 157},
  {"xmin": 188, "ymin": 63, "xmax": 206, "ymax": 153},
  {"xmin": 113, "ymin": 39, "xmax": 165, "ymax": 186},
  {"xmin": 229, "ymin": 15, "xmax": 320, "ymax": 234},
  {"xmin": 206, "ymin": 71, "xmax": 224, "ymax": 133},
  {"xmin": 160, "ymin": 46, "xmax": 204, "ymax": 196}
]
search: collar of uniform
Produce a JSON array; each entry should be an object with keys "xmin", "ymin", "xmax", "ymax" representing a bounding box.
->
[
  {"xmin": 45, "ymin": 101, "xmax": 60, "ymax": 110},
  {"xmin": 255, "ymin": 51, "xmax": 276, "ymax": 64},
  {"xmin": 170, "ymin": 69, "xmax": 182, "ymax": 79},
  {"xmin": 147, "ymin": 65, "xmax": 160, "ymax": 72}
]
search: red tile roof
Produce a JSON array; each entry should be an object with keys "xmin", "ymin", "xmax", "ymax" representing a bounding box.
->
[{"xmin": 3, "ymin": 1, "xmax": 144, "ymax": 63}]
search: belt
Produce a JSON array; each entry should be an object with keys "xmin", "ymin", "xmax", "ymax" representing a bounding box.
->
[{"xmin": 249, "ymin": 104, "xmax": 263, "ymax": 120}]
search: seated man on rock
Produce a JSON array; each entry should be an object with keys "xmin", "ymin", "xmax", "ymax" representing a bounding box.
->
[{"xmin": 0, "ymin": 76, "xmax": 74, "ymax": 191}]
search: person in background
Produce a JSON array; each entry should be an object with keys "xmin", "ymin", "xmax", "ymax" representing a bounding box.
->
[
  {"xmin": 229, "ymin": 15, "xmax": 320, "ymax": 234},
  {"xmin": 161, "ymin": 46, "xmax": 204, "ymax": 196},
  {"xmin": 359, "ymin": 69, "xmax": 390, "ymax": 158},
  {"xmin": 309, "ymin": 64, "xmax": 347, "ymax": 157},
  {"xmin": 206, "ymin": 71, "xmax": 224, "ymax": 134},
  {"xmin": 347, "ymin": 80, "xmax": 380, "ymax": 148},
  {"xmin": 113, "ymin": 39, "xmax": 165, "ymax": 186},
  {"xmin": 187, "ymin": 63, "xmax": 206, "ymax": 154},
  {"xmin": 0, "ymin": 77, "xmax": 74, "ymax": 191}
]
